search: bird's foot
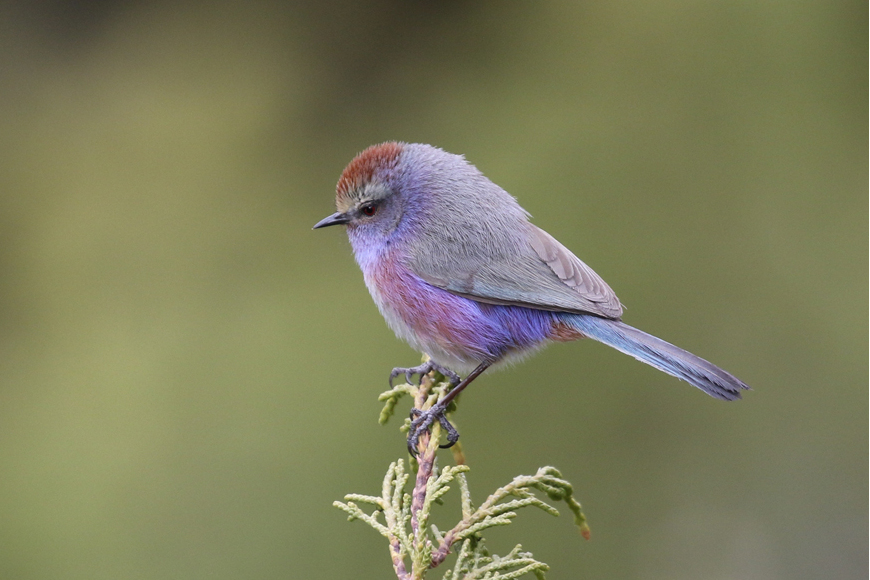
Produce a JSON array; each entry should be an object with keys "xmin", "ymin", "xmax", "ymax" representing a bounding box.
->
[
  {"xmin": 389, "ymin": 360, "xmax": 460, "ymax": 388},
  {"xmin": 407, "ymin": 401, "xmax": 460, "ymax": 455}
]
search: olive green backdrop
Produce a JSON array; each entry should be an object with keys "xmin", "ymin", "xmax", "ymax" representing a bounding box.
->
[{"xmin": 0, "ymin": 1, "xmax": 865, "ymax": 579}]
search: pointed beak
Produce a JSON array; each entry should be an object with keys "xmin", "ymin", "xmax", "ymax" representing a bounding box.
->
[{"xmin": 312, "ymin": 211, "xmax": 350, "ymax": 229}]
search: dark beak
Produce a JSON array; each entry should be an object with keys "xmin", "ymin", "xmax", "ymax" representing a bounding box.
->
[{"xmin": 312, "ymin": 212, "xmax": 350, "ymax": 229}]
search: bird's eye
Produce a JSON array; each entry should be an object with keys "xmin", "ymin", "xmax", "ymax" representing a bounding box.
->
[{"xmin": 360, "ymin": 202, "xmax": 378, "ymax": 217}]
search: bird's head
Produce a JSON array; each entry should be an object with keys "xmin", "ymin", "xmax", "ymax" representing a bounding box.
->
[
  {"xmin": 313, "ymin": 142, "xmax": 409, "ymax": 242},
  {"xmin": 314, "ymin": 142, "xmax": 528, "ymax": 266}
]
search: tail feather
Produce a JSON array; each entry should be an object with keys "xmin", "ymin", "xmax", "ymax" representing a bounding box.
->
[{"xmin": 566, "ymin": 314, "xmax": 750, "ymax": 401}]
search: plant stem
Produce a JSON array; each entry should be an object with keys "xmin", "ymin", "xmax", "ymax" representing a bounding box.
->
[{"xmin": 409, "ymin": 373, "xmax": 441, "ymax": 579}]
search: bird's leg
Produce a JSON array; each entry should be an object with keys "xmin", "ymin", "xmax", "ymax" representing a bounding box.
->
[
  {"xmin": 407, "ymin": 361, "xmax": 491, "ymax": 455},
  {"xmin": 389, "ymin": 359, "xmax": 460, "ymax": 388}
]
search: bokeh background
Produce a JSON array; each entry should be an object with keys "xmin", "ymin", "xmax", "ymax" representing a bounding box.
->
[{"xmin": 0, "ymin": 1, "xmax": 865, "ymax": 578}]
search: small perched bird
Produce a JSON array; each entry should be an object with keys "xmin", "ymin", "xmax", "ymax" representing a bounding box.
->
[{"xmin": 314, "ymin": 142, "xmax": 749, "ymax": 452}]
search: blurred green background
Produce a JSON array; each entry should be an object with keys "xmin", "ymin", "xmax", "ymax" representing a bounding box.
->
[{"xmin": 0, "ymin": 1, "xmax": 865, "ymax": 578}]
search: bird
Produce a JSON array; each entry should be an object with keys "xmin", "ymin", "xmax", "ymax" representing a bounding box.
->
[{"xmin": 314, "ymin": 142, "xmax": 750, "ymax": 453}]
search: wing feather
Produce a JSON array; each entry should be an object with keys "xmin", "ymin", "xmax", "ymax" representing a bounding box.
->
[{"xmin": 410, "ymin": 223, "xmax": 623, "ymax": 319}]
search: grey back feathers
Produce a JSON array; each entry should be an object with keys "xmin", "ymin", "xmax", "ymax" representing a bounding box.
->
[{"xmin": 399, "ymin": 144, "xmax": 623, "ymax": 320}]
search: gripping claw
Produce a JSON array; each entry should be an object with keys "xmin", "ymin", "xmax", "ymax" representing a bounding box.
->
[
  {"xmin": 389, "ymin": 360, "xmax": 460, "ymax": 388},
  {"xmin": 407, "ymin": 402, "xmax": 461, "ymax": 455}
]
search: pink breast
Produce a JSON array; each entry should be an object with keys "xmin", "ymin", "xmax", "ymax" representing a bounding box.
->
[{"xmin": 364, "ymin": 248, "xmax": 493, "ymax": 364}]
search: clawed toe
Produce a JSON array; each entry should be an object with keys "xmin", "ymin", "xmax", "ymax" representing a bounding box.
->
[
  {"xmin": 406, "ymin": 403, "xmax": 460, "ymax": 455},
  {"xmin": 439, "ymin": 418, "xmax": 460, "ymax": 449},
  {"xmin": 389, "ymin": 365, "xmax": 426, "ymax": 388},
  {"xmin": 388, "ymin": 360, "xmax": 460, "ymax": 388},
  {"xmin": 395, "ymin": 361, "xmax": 490, "ymax": 455},
  {"xmin": 388, "ymin": 367, "xmax": 413, "ymax": 388}
]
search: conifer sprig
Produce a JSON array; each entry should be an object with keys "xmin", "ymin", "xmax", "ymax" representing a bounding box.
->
[{"xmin": 334, "ymin": 363, "xmax": 588, "ymax": 579}]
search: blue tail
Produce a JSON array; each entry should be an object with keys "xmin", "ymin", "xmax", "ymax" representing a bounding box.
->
[{"xmin": 565, "ymin": 314, "xmax": 750, "ymax": 401}]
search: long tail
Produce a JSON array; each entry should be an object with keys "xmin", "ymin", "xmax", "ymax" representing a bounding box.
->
[{"xmin": 565, "ymin": 314, "xmax": 750, "ymax": 401}]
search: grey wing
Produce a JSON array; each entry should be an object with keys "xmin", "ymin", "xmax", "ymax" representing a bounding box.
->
[{"xmin": 410, "ymin": 223, "xmax": 623, "ymax": 319}]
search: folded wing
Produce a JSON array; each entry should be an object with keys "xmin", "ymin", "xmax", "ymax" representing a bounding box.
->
[{"xmin": 410, "ymin": 223, "xmax": 623, "ymax": 319}]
